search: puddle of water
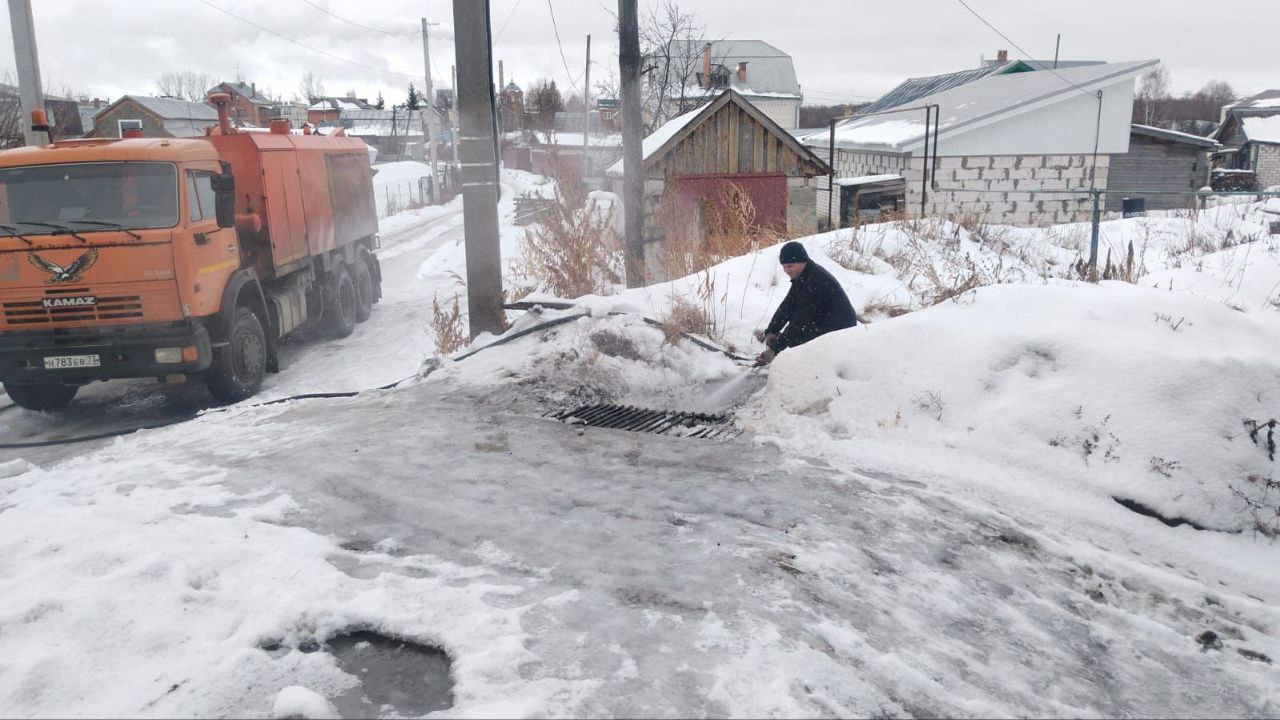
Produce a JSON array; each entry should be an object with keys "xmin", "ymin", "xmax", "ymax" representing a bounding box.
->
[{"xmin": 326, "ymin": 630, "xmax": 454, "ymax": 718}]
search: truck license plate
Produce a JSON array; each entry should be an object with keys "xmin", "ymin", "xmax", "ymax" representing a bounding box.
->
[{"xmin": 44, "ymin": 354, "xmax": 101, "ymax": 370}]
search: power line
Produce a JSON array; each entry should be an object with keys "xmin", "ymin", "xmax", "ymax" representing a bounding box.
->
[
  {"xmin": 495, "ymin": 0, "xmax": 524, "ymax": 41},
  {"xmin": 300, "ymin": 0, "xmax": 419, "ymax": 36},
  {"xmin": 196, "ymin": 0, "xmax": 420, "ymax": 82},
  {"xmin": 952, "ymin": 0, "xmax": 1096, "ymax": 99},
  {"xmin": 542, "ymin": 0, "xmax": 578, "ymax": 94}
]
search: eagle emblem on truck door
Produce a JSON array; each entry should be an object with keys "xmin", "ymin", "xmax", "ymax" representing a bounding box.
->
[{"xmin": 27, "ymin": 248, "xmax": 99, "ymax": 284}]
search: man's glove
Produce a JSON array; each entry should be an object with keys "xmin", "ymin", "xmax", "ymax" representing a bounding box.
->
[
  {"xmin": 753, "ymin": 328, "xmax": 767, "ymax": 343},
  {"xmin": 754, "ymin": 329, "xmax": 778, "ymax": 347},
  {"xmin": 754, "ymin": 348, "xmax": 776, "ymax": 367}
]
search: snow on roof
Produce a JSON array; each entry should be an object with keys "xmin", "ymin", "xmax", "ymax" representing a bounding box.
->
[
  {"xmin": 1241, "ymin": 115, "xmax": 1280, "ymax": 144},
  {"xmin": 1130, "ymin": 124, "xmax": 1220, "ymax": 148},
  {"xmin": 606, "ymin": 102, "xmax": 709, "ymax": 176},
  {"xmin": 811, "ymin": 60, "xmax": 1159, "ymax": 153},
  {"xmin": 833, "ymin": 174, "xmax": 904, "ymax": 187},
  {"xmin": 1230, "ymin": 89, "xmax": 1280, "ymax": 111}
]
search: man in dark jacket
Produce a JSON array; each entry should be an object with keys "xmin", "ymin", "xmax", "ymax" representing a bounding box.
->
[{"xmin": 754, "ymin": 241, "xmax": 857, "ymax": 366}]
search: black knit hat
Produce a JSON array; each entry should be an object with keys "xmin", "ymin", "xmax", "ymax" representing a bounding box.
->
[{"xmin": 779, "ymin": 241, "xmax": 809, "ymax": 264}]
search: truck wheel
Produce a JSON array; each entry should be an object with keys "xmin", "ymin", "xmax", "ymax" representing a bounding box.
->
[
  {"xmin": 324, "ymin": 262, "xmax": 358, "ymax": 338},
  {"xmin": 2, "ymin": 382, "xmax": 78, "ymax": 411},
  {"xmin": 353, "ymin": 257, "xmax": 374, "ymax": 323},
  {"xmin": 206, "ymin": 306, "xmax": 267, "ymax": 403}
]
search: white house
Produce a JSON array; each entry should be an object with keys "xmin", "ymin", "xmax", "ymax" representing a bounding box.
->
[
  {"xmin": 648, "ymin": 39, "xmax": 803, "ymax": 130},
  {"xmin": 801, "ymin": 59, "xmax": 1158, "ymax": 226}
]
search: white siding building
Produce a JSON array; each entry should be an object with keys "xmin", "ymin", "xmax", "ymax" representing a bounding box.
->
[{"xmin": 801, "ymin": 60, "xmax": 1158, "ymax": 227}]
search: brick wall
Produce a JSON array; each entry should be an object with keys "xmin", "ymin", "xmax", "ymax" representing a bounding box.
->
[
  {"xmin": 905, "ymin": 154, "xmax": 1111, "ymax": 225},
  {"xmin": 92, "ymin": 102, "xmax": 162, "ymax": 138},
  {"xmin": 1255, "ymin": 144, "xmax": 1280, "ymax": 189}
]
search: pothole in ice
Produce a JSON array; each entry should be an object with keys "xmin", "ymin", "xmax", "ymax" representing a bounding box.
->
[{"xmin": 325, "ymin": 630, "xmax": 454, "ymax": 718}]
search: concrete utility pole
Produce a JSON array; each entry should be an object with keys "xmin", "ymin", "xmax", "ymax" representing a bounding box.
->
[
  {"xmin": 421, "ymin": 17, "xmax": 439, "ymax": 180},
  {"xmin": 581, "ymin": 34, "xmax": 591, "ymax": 182},
  {"xmin": 7, "ymin": 0, "xmax": 44, "ymax": 146},
  {"xmin": 618, "ymin": 0, "xmax": 645, "ymax": 286},
  {"xmin": 497, "ymin": 59, "xmax": 504, "ymax": 140},
  {"xmin": 451, "ymin": 65, "xmax": 461, "ymax": 167},
  {"xmin": 452, "ymin": 0, "xmax": 504, "ymax": 337}
]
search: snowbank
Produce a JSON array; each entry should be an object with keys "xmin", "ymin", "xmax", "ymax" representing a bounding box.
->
[{"xmin": 743, "ymin": 281, "xmax": 1280, "ymax": 533}]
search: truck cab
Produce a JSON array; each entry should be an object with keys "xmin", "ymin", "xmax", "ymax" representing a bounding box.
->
[{"xmin": 0, "ymin": 118, "xmax": 380, "ymax": 411}]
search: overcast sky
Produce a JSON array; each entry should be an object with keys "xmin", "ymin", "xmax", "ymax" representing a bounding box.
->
[{"xmin": 0, "ymin": 1, "xmax": 1272, "ymax": 109}]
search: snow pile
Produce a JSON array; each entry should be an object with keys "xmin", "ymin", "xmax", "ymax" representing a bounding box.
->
[{"xmin": 742, "ymin": 281, "xmax": 1280, "ymax": 532}]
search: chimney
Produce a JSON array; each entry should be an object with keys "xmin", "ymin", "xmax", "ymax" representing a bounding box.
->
[
  {"xmin": 251, "ymin": 82, "xmax": 257, "ymax": 96},
  {"xmin": 996, "ymin": 49, "xmax": 1008, "ymax": 63},
  {"xmin": 737, "ymin": 61, "xmax": 748, "ymax": 83},
  {"xmin": 93, "ymin": 98, "xmax": 101, "ymax": 108},
  {"xmin": 702, "ymin": 43, "xmax": 712, "ymax": 89}
]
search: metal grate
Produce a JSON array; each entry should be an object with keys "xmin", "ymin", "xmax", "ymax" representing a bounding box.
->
[
  {"xmin": 3, "ymin": 288, "xmax": 143, "ymax": 326},
  {"xmin": 548, "ymin": 404, "xmax": 741, "ymax": 440}
]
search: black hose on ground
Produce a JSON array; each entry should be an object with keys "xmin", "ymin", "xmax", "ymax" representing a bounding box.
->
[{"xmin": 0, "ymin": 303, "xmax": 752, "ymax": 450}]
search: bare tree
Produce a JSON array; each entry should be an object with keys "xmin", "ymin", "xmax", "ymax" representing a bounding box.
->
[
  {"xmin": 299, "ymin": 72, "xmax": 325, "ymax": 104},
  {"xmin": 639, "ymin": 0, "xmax": 709, "ymax": 131},
  {"xmin": 528, "ymin": 79, "xmax": 564, "ymax": 133},
  {"xmin": 155, "ymin": 71, "xmax": 212, "ymax": 101},
  {"xmin": 1134, "ymin": 66, "xmax": 1170, "ymax": 127}
]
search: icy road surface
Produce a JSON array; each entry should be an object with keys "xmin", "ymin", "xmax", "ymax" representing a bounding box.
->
[{"xmin": 5, "ymin": 376, "xmax": 1274, "ymax": 717}]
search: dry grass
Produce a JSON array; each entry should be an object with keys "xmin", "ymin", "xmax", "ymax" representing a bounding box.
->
[
  {"xmin": 658, "ymin": 179, "xmax": 782, "ymax": 280},
  {"xmin": 430, "ymin": 292, "xmax": 468, "ymax": 356},
  {"xmin": 508, "ymin": 156, "xmax": 624, "ymax": 299},
  {"xmin": 657, "ymin": 294, "xmax": 716, "ymax": 347}
]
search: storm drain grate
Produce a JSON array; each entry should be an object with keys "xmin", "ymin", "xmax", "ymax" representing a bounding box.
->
[{"xmin": 548, "ymin": 404, "xmax": 741, "ymax": 440}]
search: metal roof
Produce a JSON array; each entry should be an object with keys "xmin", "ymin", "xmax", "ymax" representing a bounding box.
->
[
  {"xmin": 1130, "ymin": 123, "xmax": 1220, "ymax": 148},
  {"xmin": 128, "ymin": 95, "xmax": 218, "ymax": 122},
  {"xmin": 859, "ymin": 66, "xmax": 1004, "ymax": 114},
  {"xmin": 661, "ymin": 39, "xmax": 801, "ymax": 97},
  {"xmin": 981, "ymin": 59, "xmax": 1105, "ymax": 70},
  {"xmin": 1229, "ymin": 90, "xmax": 1280, "ymax": 111},
  {"xmin": 812, "ymin": 60, "xmax": 1159, "ymax": 153}
]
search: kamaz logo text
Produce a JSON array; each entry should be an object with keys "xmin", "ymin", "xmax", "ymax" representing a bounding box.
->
[{"xmin": 41, "ymin": 296, "xmax": 96, "ymax": 309}]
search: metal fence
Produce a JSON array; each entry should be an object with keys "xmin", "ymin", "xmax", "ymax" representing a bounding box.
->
[{"xmin": 375, "ymin": 169, "xmax": 462, "ymax": 218}]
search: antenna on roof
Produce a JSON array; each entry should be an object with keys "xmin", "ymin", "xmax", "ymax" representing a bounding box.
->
[{"xmin": 1053, "ymin": 34, "xmax": 1061, "ymax": 69}]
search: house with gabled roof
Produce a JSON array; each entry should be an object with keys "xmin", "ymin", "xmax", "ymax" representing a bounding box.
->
[
  {"xmin": 307, "ymin": 97, "xmax": 375, "ymax": 125},
  {"xmin": 648, "ymin": 39, "xmax": 803, "ymax": 130},
  {"xmin": 799, "ymin": 59, "xmax": 1158, "ymax": 227},
  {"xmin": 1212, "ymin": 90, "xmax": 1280, "ymax": 189},
  {"xmin": 206, "ymin": 81, "xmax": 275, "ymax": 126},
  {"xmin": 85, "ymin": 95, "xmax": 218, "ymax": 139},
  {"xmin": 608, "ymin": 89, "xmax": 829, "ymax": 278}
]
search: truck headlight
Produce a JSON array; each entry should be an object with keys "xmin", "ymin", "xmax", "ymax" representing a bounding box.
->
[{"xmin": 155, "ymin": 347, "xmax": 183, "ymax": 364}]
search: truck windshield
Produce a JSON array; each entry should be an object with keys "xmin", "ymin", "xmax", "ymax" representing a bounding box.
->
[{"xmin": 0, "ymin": 162, "xmax": 178, "ymax": 233}]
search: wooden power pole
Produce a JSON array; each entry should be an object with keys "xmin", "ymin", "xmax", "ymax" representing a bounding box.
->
[
  {"xmin": 618, "ymin": 0, "xmax": 646, "ymax": 286},
  {"xmin": 7, "ymin": 0, "xmax": 44, "ymax": 147},
  {"xmin": 452, "ymin": 0, "xmax": 504, "ymax": 337}
]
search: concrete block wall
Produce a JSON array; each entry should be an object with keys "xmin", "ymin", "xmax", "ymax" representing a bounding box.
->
[
  {"xmin": 905, "ymin": 154, "xmax": 1111, "ymax": 225},
  {"xmin": 1255, "ymin": 145, "xmax": 1280, "ymax": 189},
  {"xmin": 814, "ymin": 147, "xmax": 911, "ymax": 227}
]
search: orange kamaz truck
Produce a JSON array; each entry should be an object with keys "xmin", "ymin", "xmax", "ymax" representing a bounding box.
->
[{"xmin": 0, "ymin": 94, "xmax": 380, "ymax": 410}]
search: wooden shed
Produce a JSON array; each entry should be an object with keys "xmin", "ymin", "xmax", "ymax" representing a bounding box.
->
[
  {"xmin": 608, "ymin": 89, "xmax": 829, "ymax": 277},
  {"xmin": 1108, "ymin": 124, "xmax": 1220, "ymax": 211}
]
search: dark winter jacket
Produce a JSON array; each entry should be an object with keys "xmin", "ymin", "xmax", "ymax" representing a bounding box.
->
[{"xmin": 765, "ymin": 262, "xmax": 857, "ymax": 353}]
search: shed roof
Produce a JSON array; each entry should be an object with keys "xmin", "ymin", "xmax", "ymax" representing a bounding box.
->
[
  {"xmin": 1130, "ymin": 123, "xmax": 1220, "ymax": 148},
  {"xmin": 806, "ymin": 60, "xmax": 1158, "ymax": 153},
  {"xmin": 606, "ymin": 88, "xmax": 828, "ymax": 176},
  {"xmin": 128, "ymin": 95, "xmax": 219, "ymax": 123},
  {"xmin": 1241, "ymin": 115, "xmax": 1280, "ymax": 144},
  {"xmin": 1229, "ymin": 90, "xmax": 1280, "ymax": 111}
]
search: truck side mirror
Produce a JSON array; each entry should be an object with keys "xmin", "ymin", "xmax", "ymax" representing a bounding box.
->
[
  {"xmin": 211, "ymin": 172, "xmax": 235, "ymax": 192},
  {"xmin": 215, "ymin": 190, "xmax": 235, "ymax": 229}
]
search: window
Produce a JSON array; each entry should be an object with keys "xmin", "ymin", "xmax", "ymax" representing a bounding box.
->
[
  {"xmin": 0, "ymin": 161, "xmax": 178, "ymax": 230},
  {"xmin": 118, "ymin": 119, "xmax": 142, "ymax": 135},
  {"xmin": 186, "ymin": 171, "xmax": 217, "ymax": 222}
]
